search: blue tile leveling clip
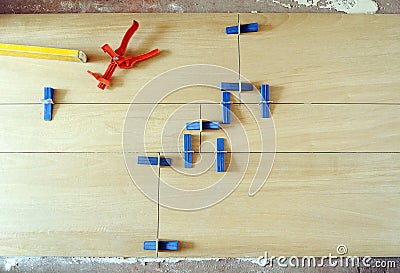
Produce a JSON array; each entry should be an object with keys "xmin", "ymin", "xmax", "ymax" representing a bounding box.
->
[
  {"xmin": 226, "ymin": 22, "xmax": 258, "ymax": 34},
  {"xmin": 186, "ymin": 120, "xmax": 220, "ymax": 131},
  {"xmin": 220, "ymin": 82, "xmax": 253, "ymax": 91},
  {"xmin": 216, "ymin": 138, "xmax": 226, "ymax": 172},
  {"xmin": 41, "ymin": 87, "xmax": 54, "ymax": 121},
  {"xmin": 221, "ymin": 92, "xmax": 231, "ymax": 124},
  {"xmin": 260, "ymin": 84, "xmax": 272, "ymax": 118},
  {"xmin": 143, "ymin": 240, "xmax": 179, "ymax": 251},
  {"xmin": 137, "ymin": 156, "xmax": 172, "ymax": 166},
  {"xmin": 183, "ymin": 134, "xmax": 193, "ymax": 168}
]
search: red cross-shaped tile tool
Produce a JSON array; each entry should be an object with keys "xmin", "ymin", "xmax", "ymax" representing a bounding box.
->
[{"xmin": 88, "ymin": 20, "xmax": 160, "ymax": 90}]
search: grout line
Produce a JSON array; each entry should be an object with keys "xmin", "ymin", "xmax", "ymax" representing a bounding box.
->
[
  {"xmin": 199, "ymin": 104, "xmax": 202, "ymax": 153},
  {"xmin": 0, "ymin": 151, "xmax": 399, "ymax": 154},
  {"xmin": 0, "ymin": 151, "xmax": 126, "ymax": 154},
  {"xmin": 0, "ymin": 102, "xmax": 399, "ymax": 105},
  {"xmin": 199, "ymin": 103, "xmax": 202, "ymax": 119}
]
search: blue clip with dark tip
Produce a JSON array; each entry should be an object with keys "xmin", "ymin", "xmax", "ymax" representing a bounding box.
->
[
  {"xmin": 260, "ymin": 84, "xmax": 272, "ymax": 118},
  {"xmin": 216, "ymin": 138, "xmax": 225, "ymax": 172},
  {"xmin": 183, "ymin": 134, "xmax": 193, "ymax": 168},
  {"xmin": 41, "ymin": 87, "xmax": 54, "ymax": 121},
  {"xmin": 226, "ymin": 22, "xmax": 258, "ymax": 34},
  {"xmin": 222, "ymin": 92, "xmax": 231, "ymax": 124},
  {"xmin": 220, "ymin": 82, "xmax": 253, "ymax": 91},
  {"xmin": 186, "ymin": 120, "xmax": 220, "ymax": 131},
  {"xmin": 143, "ymin": 240, "xmax": 179, "ymax": 251},
  {"xmin": 137, "ymin": 156, "xmax": 172, "ymax": 166}
]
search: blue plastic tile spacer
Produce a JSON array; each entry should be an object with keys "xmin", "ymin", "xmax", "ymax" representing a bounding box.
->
[
  {"xmin": 41, "ymin": 87, "xmax": 54, "ymax": 121},
  {"xmin": 226, "ymin": 22, "xmax": 258, "ymax": 34},
  {"xmin": 260, "ymin": 84, "xmax": 271, "ymax": 118},
  {"xmin": 143, "ymin": 240, "xmax": 179, "ymax": 251},
  {"xmin": 183, "ymin": 134, "xmax": 193, "ymax": 168},
  {"xmin": 216, "ymin": 138, "xmax": 225, "ymax": 172},
  {"xmin": 137, "ymin": 156, "xmax": 172, "ymax": 166},
  {"xmin": 221, "ymin": 92, "xmax": 231, "ymax": 124},
  {"xmin": 186, "ymin": 121, "xmax": 220, "ymax": 131},
  {"xmin": 220, "ymin": 82, "xmax": 253, "ymax": 91}
]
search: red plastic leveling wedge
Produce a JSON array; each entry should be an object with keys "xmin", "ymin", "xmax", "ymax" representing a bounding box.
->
[{"xmin": 88, "ymin": 20, "xmax": 160, "ymax": 90}]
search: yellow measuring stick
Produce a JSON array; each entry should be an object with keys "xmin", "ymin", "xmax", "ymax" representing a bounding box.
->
[{"xmin": 0, "ymin": 43, "xmax": 87, "ymax": 63}]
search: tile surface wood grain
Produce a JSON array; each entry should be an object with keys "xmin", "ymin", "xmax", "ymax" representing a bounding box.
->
[
  {"xmin": 0, "ymin": 104, "xmax": 397, "ymax": 152},
  {"xmin": 0, "ymin": 13, "xmax": 399, "ymax": 257}
]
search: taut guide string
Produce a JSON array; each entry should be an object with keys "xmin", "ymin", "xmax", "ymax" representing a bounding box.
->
[
  {"xmin": 156, "ymin": 153, "xmax": 161, "ymax": 257},
  {"xmin": 237, "ymin": 13, "xmax": 242, "ymax": 102}
]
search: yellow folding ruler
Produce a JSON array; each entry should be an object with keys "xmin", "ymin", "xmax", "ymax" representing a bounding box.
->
[{"xmin": 0, "ymin": 43, "xmax": 87, "ymax": 63}]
